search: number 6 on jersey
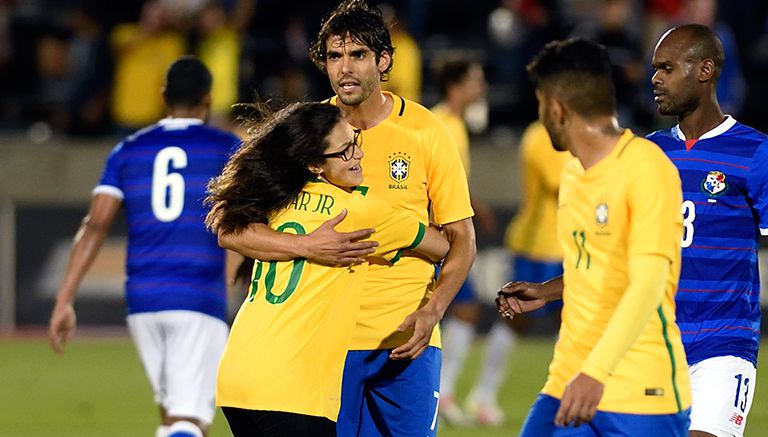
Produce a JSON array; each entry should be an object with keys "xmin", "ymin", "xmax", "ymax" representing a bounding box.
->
[{"xmin": 152, "ymin": 146, "xmax": 188, "ymax": 222}]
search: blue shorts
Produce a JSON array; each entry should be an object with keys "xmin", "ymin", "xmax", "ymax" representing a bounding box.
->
[
  {"xmin": 514, "ymin": 255, "xmax": 563, "ymax": 316},
  {"xmin": 513, "ymin": 255, "xmax": 563, "ymax": 283},
  {"xmin": 337, "ymin": 347, "xmax": 441, "ymax": 437},
  {"xmin": 520, "ymin": 394, "xmax": 690, "ymax": 437},
  {"xmin": 451, "ymin": 276, "xmax": 477, "ymax": 304}
]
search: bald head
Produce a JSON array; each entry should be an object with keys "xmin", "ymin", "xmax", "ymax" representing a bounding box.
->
[
  {"xmin": 657, "ymin": 24, "xmax": 724, "ymax": 78},
  {"xmin": 651, "ymin": 24, "xmax": 725, "ymax": 117}
]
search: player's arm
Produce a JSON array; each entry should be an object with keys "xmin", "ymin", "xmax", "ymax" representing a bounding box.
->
[
  {"xmin": 496, "ymin": 276, "xmax": 563, "ymax": 319},
  {"xmin": 390, "ymin": 217, "xmax": 476, "ymax": 360},
  {"xmin": 218, "ymin": 209, "xmax": 378, "ymax": 265},
  {"xmin": 747, "ymin": 138, "xmax": 768, "ymax": 237},
  {"xmin": 48, "ymin": 193, "xmax": 122, "ymax": 354},
  {"xmin": 556, "ymin": 253, "xmax": 670, "ymax": 427},
  {"xmin": 408, "ymin": 226, "xmax": 450, "ymax": 262}
]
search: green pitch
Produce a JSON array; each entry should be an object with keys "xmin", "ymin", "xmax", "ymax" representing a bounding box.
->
[{"xmin": 0, "ymin": 335, "xmax": 765, "ymax": 436}]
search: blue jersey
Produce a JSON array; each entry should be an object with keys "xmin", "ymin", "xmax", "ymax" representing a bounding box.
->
[
  {"xmin": 95, "ymin": 118, "xmax": 240, "ymax": 321},
  {"xmin": 648, "ymin": 116, "xmax": 768, "ymax": 366}
]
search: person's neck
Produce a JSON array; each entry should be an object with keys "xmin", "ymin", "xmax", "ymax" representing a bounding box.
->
[
  {"xmin": 677, "ymin": 95, "xmax": 725, "ymax": 140},
  {"xmin": 337, "ymin": 90, "xmax": 392, "ymax": 130},
  {"xmin": 568, "ymin": 115, "xmax": 625, "ymax": 170},
  {"xmin": 167, "ymin": 106, "xmax": 208, "ymax": 121},
  {"xmin": 444, "ymin": 93, "xmax": 467, "ymax": 117}
]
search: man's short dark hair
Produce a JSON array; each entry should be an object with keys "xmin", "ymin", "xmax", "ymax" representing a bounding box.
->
[
  {"xmin": 308, "ymin": 0, "xmax": 395, "ymax": 81},
  {"xmin": 163, "ymin": 56, "xmax": 212, "ymax": 108},
  {"xmin": 527, "ymin": 38, "xmax": 616, "ymax": 117},
  {"xmin": 435, "ymin": 57, "xmax": 477, "ymax": 98}
]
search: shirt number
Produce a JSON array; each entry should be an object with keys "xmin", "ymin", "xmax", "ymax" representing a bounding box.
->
[
  {"xmin": 571, "ymin": 230, "xmax": 591, "ymax": 269},
  {"xmin": 734, "ymin": 373, "xmax": 750, "ymax": 413},
  {"xmin": 249, "ymin": 222, "xmax": 307, "ymax": 304},
  {"xmin": 151, "ymin": 146, "xmax": 188, "ymax": 222},
  {"xmin": 681, "ymin": 200, "xmax": 696, "ymax": 248}
]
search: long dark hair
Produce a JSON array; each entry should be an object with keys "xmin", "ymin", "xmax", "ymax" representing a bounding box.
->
[{"xmin": 205, "ymin": 102, "xmax": 343, "ymax": 234}]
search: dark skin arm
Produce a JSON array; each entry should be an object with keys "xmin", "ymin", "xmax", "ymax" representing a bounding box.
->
[
  {"xmin": 390, "ymin": 217, "xmax": 476, "ymax": 360},
  {"xmin": 495, "ymin": 275, "xmax": 603, "ymax": 428},
  {"xmin": 218, "ymin": 209, "xmax": 378, "ymax": 265},
  {"xmin": 495, "ymin": 276, "xmax": 563, "ymax": 319},
  {"xmin": 49, "ymin": 194, "xmax": 121, "ymax": 354}
]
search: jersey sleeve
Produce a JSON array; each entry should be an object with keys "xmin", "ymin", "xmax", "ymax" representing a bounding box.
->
[
  {"xmin": 425, "ymin": 118, "xmax": 474, "ymax": 225},
  {"xmin": 347, "ymin": 193, "xmax": 426, "ymax": 263},
  {"xmin": 747, "ymin": 138, "xmax": 768, "ymax": 235},
  {"xmin": 627, "ymin": 148, "xmax": 683, "ymax": 260},
  {"xmin": 92, "ymin": 142, "xmax": 126, "ymax": 200}
]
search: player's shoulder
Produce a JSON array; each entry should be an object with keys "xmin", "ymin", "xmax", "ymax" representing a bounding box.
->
[
  {"xmin": 729, "ymin": 121, "xmax": 768, "ymax": 152},
  {"xmin": 645, "ymin": 126, "xmax": 677, "ymax": 144},
  {"xmin": 198, "ymin": 124, "xmax": 242, "ymax": 147},
  {"xmin": 392, "ymin": 94, "xmax": 444, "ymax": 128},
  {"xmin": 118, "ymin": 123, "xmax": 163, "ymax": 148},
  {"xmin": 621, "ymin": 134, "xmax": 677, "ymax": 173}
]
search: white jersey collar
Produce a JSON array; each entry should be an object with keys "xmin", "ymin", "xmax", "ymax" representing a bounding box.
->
[
  {"xmin": 158, "ymin": 117, "xmax": 204, "ymax": 129},
  {"xmin": 673, "ymin": 115, "xmax": 736, "ymax": 141}
]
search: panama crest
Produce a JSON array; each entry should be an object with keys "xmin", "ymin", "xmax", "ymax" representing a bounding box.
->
[
  {"xmin": 701, "ymin": 170, "xmax": 728, "ymax": 197},
  {"xmin": 388, "ymin": 153, "xmax": 411, "ymax": 183}
]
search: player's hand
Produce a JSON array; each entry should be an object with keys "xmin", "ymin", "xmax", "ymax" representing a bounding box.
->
[
  {"xmin": 390, "ymin": 305, "xmax": 440, "ymax": 360},
  {"xmin": 555, "ymin": 373, "xmax": 604, "ymax": 427},
  {"xmin": 302, "ymin": 209, "xmax": 378, "ymax": 266},
  {"xmin": 496, "ymin": 281, "xmax": 547, "ymax": 319},
  {"xmin": 48, "ymin": 302, "xmax": 77, "ymax": 354}
]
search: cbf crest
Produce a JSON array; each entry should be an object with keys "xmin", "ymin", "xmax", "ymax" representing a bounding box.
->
[
  {"xmin": 388, "ymin": 152, "xmax": 411, "ymax": 186},
  {"xmin": 595, "ymin": 203, "xmax": 609, "ymax": 227},
  {"xmin": 701, "ymin": 170, "xmax": 728, "ymax": 197}
]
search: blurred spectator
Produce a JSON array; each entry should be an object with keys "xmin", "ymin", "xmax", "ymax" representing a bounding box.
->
[
  {"xmin": 432, "ymin": 55, "xmax": 501, "ymax": 427},
  {"xmin": 66, "ymin": 6, "xmax": 113, "ymax": 135},
  {"xmin": 572, "ymin": 0, "xmax": 647, "ymax": 129},
  {"xmin": 110, "ymin": 0, "xmax": 185, "ymax": 131},
  {"xmin": 684, "ymin": 0, "xmax": 745, "ymax": 116},
  {"xmin": 380, "ymin": 2, "xmax": 422, "ymax": 102},
  {"xmin": 194, "ymin": 1, "xmax": 240, "ymax": 124}
]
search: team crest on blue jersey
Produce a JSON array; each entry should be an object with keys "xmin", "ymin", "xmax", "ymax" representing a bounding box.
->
[
  {"xmin": 701, "ymin": 170, "xmax": 728, "ymax": 197},
  {"xmin": 595, "ymin": 203, "xmax": 609, "ymax": 227},
  {"xmin": 388, "ymin": 153, "xmax": 411, "ymax": 184}
]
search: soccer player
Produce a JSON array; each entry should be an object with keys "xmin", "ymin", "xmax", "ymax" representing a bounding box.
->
[
  {"xmin": 47, "ymin": 56, "xmax": 241, "ymax": 437},
  {"xmin": 648, "ymin": 24, "xmax": 768, "ymax": 437},
  {"xmin": 456, "ymin": 120, "xmax": 570, "ymax": 426},
  {"xmin": 429, "ymin": 56, "xmax": 502, "ymax": 426},
  {"xmin": 218, "ymin": 1, "xmax": 476, "ymax": 435},
  {"xmin": 207, "ymin": 102, "xmax": 451, "ymax": 437},
  {"xmin": 496, "ymin": 38, "xmax": 691, "ymax": 435}
]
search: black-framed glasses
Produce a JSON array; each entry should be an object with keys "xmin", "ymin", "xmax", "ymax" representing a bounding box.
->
[{"xmin": 322, "ymin": 129, "xmax": 362, "ymax": 161}]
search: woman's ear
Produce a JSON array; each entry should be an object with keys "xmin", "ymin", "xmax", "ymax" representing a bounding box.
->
[{"xmin": 307, "ymin": 164, "xmax": 323, "ymax": 176}]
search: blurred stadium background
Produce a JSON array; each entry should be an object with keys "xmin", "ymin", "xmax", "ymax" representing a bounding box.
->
[{"xmin": 2, "ymin": 0, "xmax": 768, "ymax": 435}]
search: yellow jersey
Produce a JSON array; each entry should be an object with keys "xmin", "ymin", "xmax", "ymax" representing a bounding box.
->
[
  {"xmin": 544, "ymin": 130, "xmax": 691, "ymax": 414},
  {"xmin": 198, "ymin": 26, "xmax": 240, "ymax": 116},
  {"xmin": 431, "ymin": 104, "xmax": 470, "ymax": 175},
  {"xmin": 330, "ymin": 92, "xmax": 474, "ymax": 350},
  {"xmin": 505, "ymin": 122, "xmax": 570, "ymax": 261},
  {"xmin": 110, "ymin": 25, "xmax": 184, "ymax": 127},
  {"xmin": 216, "ymin": 181, "xmax": 427, "ymax": 419}
]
